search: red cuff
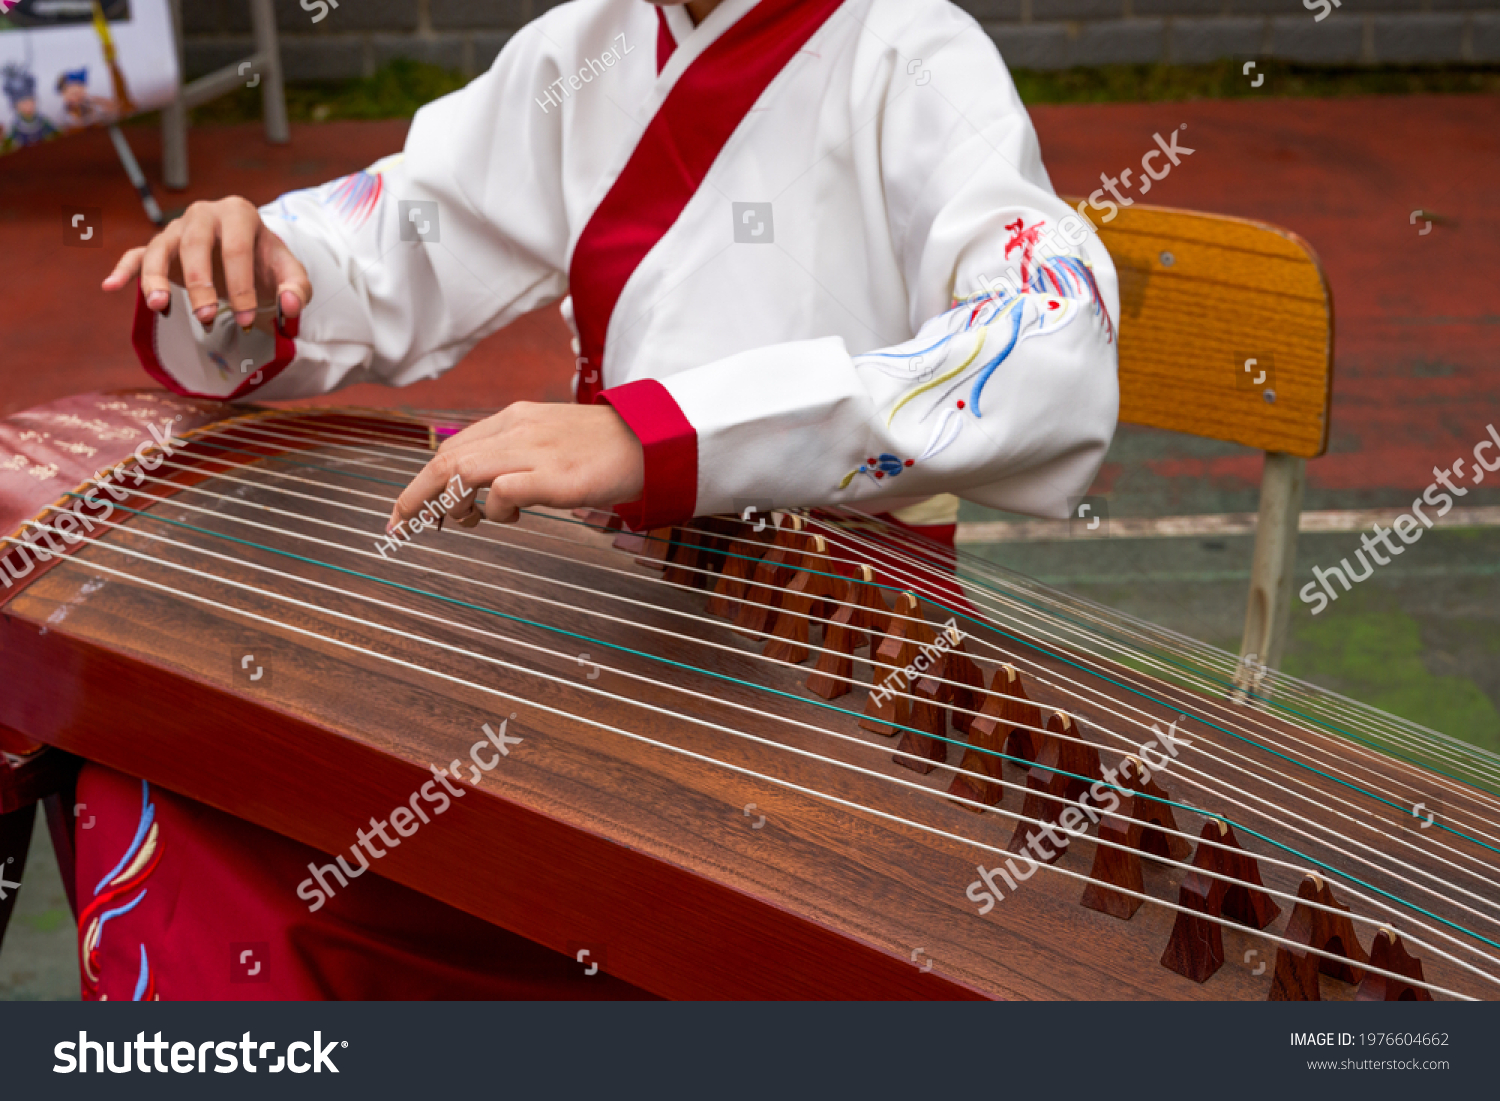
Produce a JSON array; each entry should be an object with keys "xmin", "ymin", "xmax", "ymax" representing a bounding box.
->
[
  {"xmin": 595, "ymin": 379, "xmax": 697, "ymax": 530},
  {"xmin": 131, "ymin": 286, "xmax": 300, "ymax": 400}
]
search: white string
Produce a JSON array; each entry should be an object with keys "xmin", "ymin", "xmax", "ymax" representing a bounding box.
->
[
  {"xmin": 794, "ymin": 511, "xmax": 1500, "ymax": 904},
  {"xmin": 130, "ymin": 435, "xmax": 1500, "ymax": 929},
  {"xmin": 844, "ymin": 504, "xmax": 1500, "ymax": 792}
]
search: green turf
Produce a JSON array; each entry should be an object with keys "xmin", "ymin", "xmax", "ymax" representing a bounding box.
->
[
  {"xmin": 1282, "ymin": 590, "xmax": 1500, "ymax": 755},
  {"xmin": 167, "ymin": 59, "xmax": 1500, "ymax": 129},
  {"xmin": 960, "ymin": 526, "xmax": 1500, "ymax": 753}
]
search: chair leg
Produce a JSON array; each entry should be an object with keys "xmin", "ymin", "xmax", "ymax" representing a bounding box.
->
[
  {"xmin": 0, "ymin": 803, "xmax": 38, "ymax": 957},
  {"xmin": 162, "ymin": 0, "xmax": 189, "ymax": 189},
  {"xmin": 250, "ymin": 0, "xmax": 290, "ymax": 144},
  {"xmin": 1236, "ymin": 451, "xmax": 1305, "ymax": 701}
]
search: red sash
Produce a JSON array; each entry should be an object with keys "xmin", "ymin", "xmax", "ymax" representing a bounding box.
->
[{"xmin": 568, "ymin": 0, "xmax": 847, "ymax": 405}]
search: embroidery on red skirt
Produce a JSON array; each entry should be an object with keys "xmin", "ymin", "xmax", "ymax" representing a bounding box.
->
[{"xmin": 79, "ymin": 780, "xmax": 164, "ymax": 1001}]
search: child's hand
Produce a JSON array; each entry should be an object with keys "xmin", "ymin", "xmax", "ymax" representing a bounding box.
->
[
  {"xmin": 101, "ymin": 197, "xmax": 311, "ymax": 330},
  {"xmin": 389, "ymin": 402, "xmax": 645, "ymax": 530}
]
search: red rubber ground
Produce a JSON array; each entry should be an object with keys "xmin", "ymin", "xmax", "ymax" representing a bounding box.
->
[{"xmin": 2, "ymin": 96, "xmax": 1496, "ymax": 500}]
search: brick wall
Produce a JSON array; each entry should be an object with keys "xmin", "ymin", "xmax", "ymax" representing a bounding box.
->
[{"xmin": 181, "ymin": 0, "xmax": 1500, "ymax": 81}]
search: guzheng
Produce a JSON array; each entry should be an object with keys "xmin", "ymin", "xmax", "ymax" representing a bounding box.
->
[{"xmin": 3, "ymin": 390, "xmax": 1498, "ymax": 1000}]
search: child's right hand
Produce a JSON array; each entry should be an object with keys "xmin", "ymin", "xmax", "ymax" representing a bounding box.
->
[{"xmin": 102, "ymin": 197, "xmax": 312, "ymax": 331}]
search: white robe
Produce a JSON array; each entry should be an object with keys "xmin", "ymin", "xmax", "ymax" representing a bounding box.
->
[{"xmin": 136, "ymin": 0, "xmax": 1120, "ymax": 530}]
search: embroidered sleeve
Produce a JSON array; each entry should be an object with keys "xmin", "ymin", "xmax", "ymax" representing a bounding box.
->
[{"xmin": 134, "ymin": 25, "xmax": 574, "ymax": 403}]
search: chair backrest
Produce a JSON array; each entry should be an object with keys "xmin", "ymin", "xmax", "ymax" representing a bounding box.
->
[{"xmin": 1064, "ymin": 200, "xmax": 1334, "ymax": 459}]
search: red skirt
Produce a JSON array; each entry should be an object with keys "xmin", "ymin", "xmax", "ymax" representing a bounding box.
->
[{"xmin": 73, "ymin": 763, "xmax": 651, "ymax": 1000}]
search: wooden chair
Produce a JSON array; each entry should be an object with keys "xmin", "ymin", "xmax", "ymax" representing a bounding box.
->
[
  {"xmin": 1064, "ymin": 199, "xmax": 1335, "ymax": 695},
  {"xmin": 160, "ymin": 0, "xmax": 289, "ymax": 189}
]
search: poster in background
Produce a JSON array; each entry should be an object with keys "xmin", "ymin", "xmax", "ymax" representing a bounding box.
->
[{"xmin": 0, "ymin": 0, "xmax": 177, "ymax": 155}]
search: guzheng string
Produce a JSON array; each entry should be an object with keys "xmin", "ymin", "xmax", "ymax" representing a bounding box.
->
[
  {"xmin": 799, "ymin": 515, "xmax": 1500, "ymax": 892},
  {"xmin": 796, "ymin": 509, "xmax": 1500, "ymax": 833},
  {"xmin": 193, "ymin": 417, "xmax": 1500, "ymax": 858},
  {"xmin": 23, "ymin": 520, "xmax": 1500, "ymax": 961},
  {"xmin": 851, "ymin": 513, "xmax": 1500, "ymax": 795},
  {"xmin": 154, "ymin": 441, "xmax": 1500, "ymax": 912},
  {"xmin": 155, "ymin": 423, "xmax": 1500, "ymax": 846},
  {"xmin": 846, "ymin": 509, "xmax": 1500, "ymax": 794},
  {"xmin": 195, "ymin": 417, "xmax": 1500, "ymax": 852},
  {"xmin": 202, "ymin": 423, "xmax": 1500, "ymax": 864},
  {"xmin": 805, "ymin": 510, "xmax": 1500, "ymax": 842},
  {"xmin": 213, "ymin": 419, "xmax": 1500, "ymax": 864},
  {"xmin": 223, "ymin": 415, "xmax": 1500, "ymax": 794},
  {"xmin": 17, "ymin": 410, "xmax": 1499, "ymax": 993}
]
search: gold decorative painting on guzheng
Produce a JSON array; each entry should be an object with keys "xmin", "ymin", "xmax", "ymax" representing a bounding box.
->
[{"xmin": 2, "ymin": 393, "xmax": 1498, "ymax": 1000}]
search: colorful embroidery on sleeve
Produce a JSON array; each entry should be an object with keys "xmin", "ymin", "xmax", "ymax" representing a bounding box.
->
[{"xmin": 839, "ymin": 250, "xmax": 1112, "ymax": 492}]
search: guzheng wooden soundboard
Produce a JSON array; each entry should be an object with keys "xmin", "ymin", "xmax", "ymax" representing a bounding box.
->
[{"xmin": 2, "ymin": 391, "xmax": 1498, "ymax": 1000}]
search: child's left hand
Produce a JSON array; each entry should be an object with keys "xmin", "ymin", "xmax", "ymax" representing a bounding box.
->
[{"xmin": 388, "ymin": 402, "xmax": 645, "ymax": 531}]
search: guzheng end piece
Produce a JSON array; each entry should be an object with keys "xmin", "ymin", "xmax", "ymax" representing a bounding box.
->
[
  {"xmin": 845, "ymin": 564, "xmax": 893, "ymax": 648},
  {"xmin": 661, "ymin": 526, "xmax": 706, "ymax": 588},
  {"xmin": 859, "ymin": 592, "xmax": 922, "ymax": 737},
  {"xmin": 946, "ymin": 664, "xmax": 1025, "ymax": 810},
  {"xmin": 1159, "ymin": 819, "xmax": 1232, "ymax": 983},
  {"xmin": 1215, "ymin": 822, "xmax": 1282, "ymax": 931},
  {"xmin": 1126, "ymin": 759, "xmax": 1193, "ymax": 864},
  {"xmin": 573, "ymin": 508, "xmax": 624, "ymax": 532},
  {"xmin": 611, "ymin": 529, "xmax": 648, "ymax": 554},
  {"xmin": 1355, "ymin": 928, "xmax": 1433, "ymax": 1001},
  {"xmin": 629, "ymin": 526, "xmax": 675, "ymax": 569},
  {"xmin": 1268, "ymin": 873, "xmax": 1370, "ymax": 1000},
  {"xmin": 1001, "ymin": 670, "xmax": 1045, "ymax": 767},
  {"xmin": 1006, "ymin": 711, "xmax": 1102, "ymax": 862},
  {"xmin": 805, "ymin": 575, "xmax": 859, "ymax": 699},
  {"xmin": 1160, "ymin": 819, "xmax": 1281, "ymax": 983},
  {"xmin": 937, "ymin": 637, "xmax": 984, "ymax": 735},
  {"xmin": 1079, "ymin": 793, "xmax": 1146, "ymax": 921},
  {"xmin": 733, "ymin": 514, "xmax": 806, "ymax": 638},
  {"xmin": 893, "ymin": 675, "xmax": 950, "ymax": 774},
  {"xmin": 763, "ymin": 536, "xmax": 837, "ymax": 664},
  {"xmin": 707, "ymin": 521, "xmax": 772, "ymax": 619}
]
